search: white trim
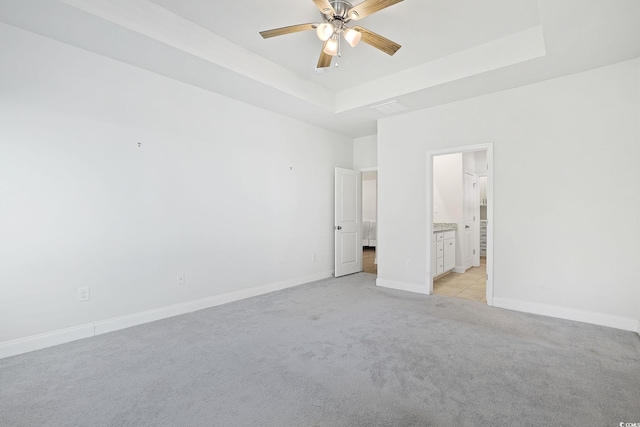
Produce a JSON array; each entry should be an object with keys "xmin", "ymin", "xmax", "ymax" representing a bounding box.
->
[
  {"xmin": 359, "ymin": 167, "xmax": 378, "ymax": 172},
  {"xmin": 493, "ymin": 297, "xmax": 639, "ymax": 332},
  {"xmin": 485, "ymin": 143, "xmax": 494, "ymax": 306},
  {"xmin": 428, "ymin": 143, "xmax": 493, "ymax": 157},
  {"xmin": 377, "ymin": 278, "xmax": 429, "ymax": 295},
  {"xmin": 0, "ymin": 324, "xmax": 95, "ymax": 360},
  {"xmin": 0, "ymin": 271, "xmax": 332, "ymax": 360},
  {"xmin": 453, "ymin": 267, "xmax": 466, "ymax": 274},
  {"xmin": 95, "ymin": 270, "xmax": 331, "ymax": 335}
]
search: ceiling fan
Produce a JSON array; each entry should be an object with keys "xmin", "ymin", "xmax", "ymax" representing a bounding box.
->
[{"xmin": 259, "ymin": 0, "xmax": 403, "ymax": 69}]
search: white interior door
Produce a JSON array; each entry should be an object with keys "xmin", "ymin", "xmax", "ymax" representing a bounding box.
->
[
  {"xmin": 335, "ymin": 168, "xmax": 362, "ymax": 277},
  {"xmin": 463, "ymin": 172, "xmax": 478, "ymax": 269}
]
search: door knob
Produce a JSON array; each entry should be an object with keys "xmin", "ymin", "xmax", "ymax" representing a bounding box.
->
[
  {"xmin": 334, "ymin": 226, "xmax": 342, "ymax": 230},
  {"xmin": 465, "ymin": 225, "xmax": 470, "ymax": 229}
]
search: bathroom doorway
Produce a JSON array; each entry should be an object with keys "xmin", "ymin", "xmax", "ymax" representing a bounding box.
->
[{"xmin": 427, "ymin": 144, "xmax": 493, "ymax": 305}]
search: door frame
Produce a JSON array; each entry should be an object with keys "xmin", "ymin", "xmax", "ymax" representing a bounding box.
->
[
  {"xmin": 360, "ymin": 167, "xmax": 378, "ymax": 269},
  {"xmin": 426, "ymin": 143, "xmax": 494, "ymax": 306}
]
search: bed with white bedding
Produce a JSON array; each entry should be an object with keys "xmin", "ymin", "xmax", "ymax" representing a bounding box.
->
[{"xmin": 362, "ymin": 220, "xmax": 377, "ymax": 247}]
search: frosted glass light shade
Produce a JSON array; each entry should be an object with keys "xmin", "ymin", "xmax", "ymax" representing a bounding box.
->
[
  {"xmin": 316, "ymin": 23, "xmax": 334, "ymax": 41},
  {"xmin": 323, "ymin": 37, "xmax": 339, "ymax": 56},
  {"xmin": 343, "ymin": 28, "xmax": 362, "ymax": 47}
]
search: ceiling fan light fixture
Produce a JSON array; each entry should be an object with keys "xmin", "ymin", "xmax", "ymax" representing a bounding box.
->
[
  {"xmin": 323, "ymin": 36, "xmax": 339, "ymax": 56},
  {"xmin": 343, "ymin": 28, "xmax": 361, "ymax": 47},
  {"xmin": 260, "ymin": 0, "xmax": 404, "ymax": 68},
  {"xmin": 316, "ymin": 23, "xmax": 335, "ymax": 41}
]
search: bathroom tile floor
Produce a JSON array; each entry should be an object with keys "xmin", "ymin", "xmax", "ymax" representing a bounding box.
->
[{"xmin": 433, "ymin": 257, "xmax": 487, "ymax": 303}]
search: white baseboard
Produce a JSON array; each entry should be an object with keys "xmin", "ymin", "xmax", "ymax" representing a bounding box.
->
[
  {"xmin": 0, "ymin": 271, "xmax": 332, "ymax": 360},
  {"xmin": 0, "ymin": 324, "xmax": 95, "ymax": 360},
  {"xmin": 376, "ymin": 278, "xmax": 429, "ymax": 295},
  {"xmin": 493, "ymin": 297, "xmax": 638, "ymax": 332}
]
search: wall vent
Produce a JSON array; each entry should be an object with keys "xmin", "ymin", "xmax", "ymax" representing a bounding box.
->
[{"xmin": 370, "ymin": 100, "xmax": 409, "ymax": 115}]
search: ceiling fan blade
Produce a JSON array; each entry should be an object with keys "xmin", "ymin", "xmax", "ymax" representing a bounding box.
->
[
  {"xmin": 347, "ymin": 0, "xmax": 403, "ymax": 20},
  {"xmin": 352, "ymin": 26, "xmax": 401, "ymax": 56},
  {"xmin": 312, "ymin": 0, "xmax": 336, "ymax": 16},
  {"xmin": 317, "ymin": 43, "xmax": 333, "ymax": 68},
  {"xmin": 260, "ymin": 23, "xmax": 315, "ymax": 39}
]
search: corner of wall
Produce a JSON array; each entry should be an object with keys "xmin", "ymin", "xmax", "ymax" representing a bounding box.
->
[
  {"xmin": 376, "ymin": 278, "xmax": 429, "ymax": 295},
  {"xmin": 636, "ymin": 56, "xmax": 640, "ymax": 336},
  {"xmin": 353, "ymin": 134, "xmax": 378, "ymax": 170}
]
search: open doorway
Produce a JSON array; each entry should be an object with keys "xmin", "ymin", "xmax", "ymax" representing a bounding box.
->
[
  {"xmin": 362, "ymin": 170, "xmax": 377, "ymax": 275},
  {"xmin": 427, "ymin": 144, "xmax": 493, "ymax": 305}
]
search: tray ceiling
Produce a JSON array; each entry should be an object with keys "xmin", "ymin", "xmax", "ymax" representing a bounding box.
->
[{"xmin": 1, "ymin": 0, "xmax": 639, "ymax": 137}]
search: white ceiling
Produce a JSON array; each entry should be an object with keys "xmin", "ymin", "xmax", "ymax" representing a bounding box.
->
[
  {"xmin": 147, "ymin": 0, "xmax": 542, "ymax": 92},
  {"xmin": 1, "ymin": 0, "xmax": 639, "ymax": 138}
]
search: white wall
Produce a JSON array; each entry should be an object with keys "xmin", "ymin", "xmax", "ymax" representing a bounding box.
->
[
  {"xmin": 462, "ymin": 152, "xmax": 475, "ymax": 174},
  {"xmin": 378, "ymin": 59, "xmax": 640, "ymax": 330},
  {"xmin": 0, "ymin": 24, "xmax": 352, "ymax": 348},
  {"xmin": 474, "ymin": 151, "xmax": 488, "ymax": 175},
  {"xmin": 433, "ymin": 153, "xmax": 463, "ymax": 224},
  {"xmin": 433, "ymin": 153, "xmax": 465, "ymax": 270},
  {"xmin": 362, "ymin": 172, "xmax": 377, "ymax": 222},
  {"xmin": 354, "ymin": 135, "xmax": 377, "ymax": 170}
]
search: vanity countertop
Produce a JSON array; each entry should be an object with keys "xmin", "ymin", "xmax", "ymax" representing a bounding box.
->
[{"xmin": 433, "ymin": 223, "xmax": 457, "ymax": 232}]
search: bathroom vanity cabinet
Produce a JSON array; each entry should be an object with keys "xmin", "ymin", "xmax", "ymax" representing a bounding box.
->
[{"xmin": 432, "ymin": 230, "xmax": 456, "ymax": 277}]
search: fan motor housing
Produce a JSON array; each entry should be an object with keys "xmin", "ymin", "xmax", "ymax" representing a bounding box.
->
[{"xmin": 324, "ymin": 0, "xmax": 354, "ymax": 22}]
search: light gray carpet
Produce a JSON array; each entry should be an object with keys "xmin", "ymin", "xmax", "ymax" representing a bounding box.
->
[{"xmin": 1, "ymin": 273, "xmax": 639, "ymax": 426}]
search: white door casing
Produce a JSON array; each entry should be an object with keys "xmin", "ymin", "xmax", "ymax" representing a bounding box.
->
[
  {"xmin": 427, "ymin": 143, "xmax": 493, "ymax": 305},
  {"xmin": 335, "ymin": 168, "xmax": 362, "ymax": 277}
]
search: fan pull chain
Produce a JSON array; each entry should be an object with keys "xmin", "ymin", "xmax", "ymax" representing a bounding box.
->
[{"xmin": 336, "ymin": 34, "xmax": 341, "ymax": 67}]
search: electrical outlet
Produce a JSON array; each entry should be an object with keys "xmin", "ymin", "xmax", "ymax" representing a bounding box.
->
[
  {"xmin": 406, "ymin": 260, "xmax": 412, "ymax": 268},
  {"xmin": 177, "ymin": 273, "xmax": 185, "ymax": 285},
  {"xmin": 311, "ymin": 253, "xmax": 317, "ymax": 262},
  {"xmin": 77, "ymin": 287, "xmax": 90, "ymax": 302}
]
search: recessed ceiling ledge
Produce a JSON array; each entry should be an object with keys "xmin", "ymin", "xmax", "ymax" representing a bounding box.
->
[
  {"xmin": 334, "ymin": 25, "xmax": 547, "ymax": 113},
  {"xmin": 58, "ymin": 0, "xmax": 336, "ymax": 112}
]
